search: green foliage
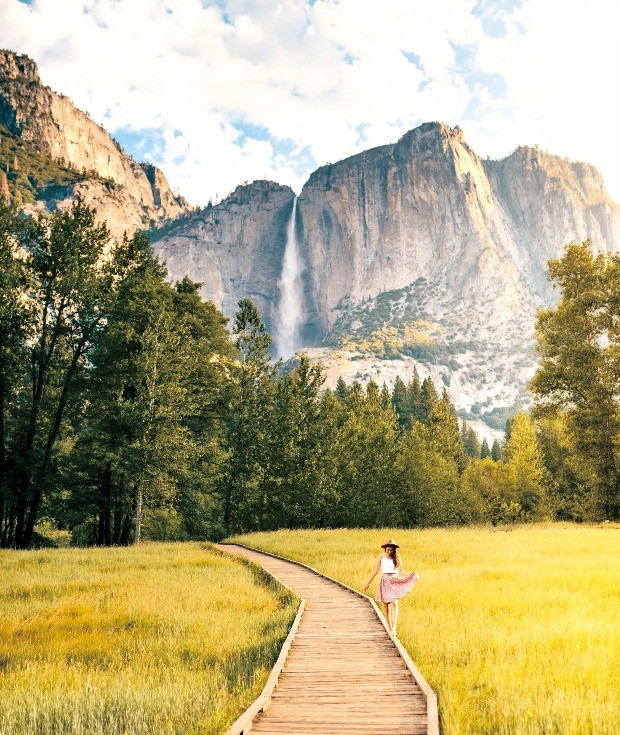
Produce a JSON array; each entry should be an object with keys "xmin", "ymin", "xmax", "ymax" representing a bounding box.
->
[
  {"xmin": 480, "ymin": 437, "xmax": 491, "ymax": 459},
  {"xmin": 0, "ymin": 125, "xmax": 82, "ymax": 206},
  {"xmin": 2, "ymin": 207, "xmax": 602, "ymax": 542},
  {"xmin": 531, "ymin": 240, "xmax": 620, "ymax": 519},
  {"xmin": 501, "ymin": 411, "xmax": 548, "ymax": 519}
]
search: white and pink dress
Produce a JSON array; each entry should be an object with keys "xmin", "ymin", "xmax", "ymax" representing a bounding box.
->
[{"xmin": 376, "ymin": 556, "xmax": 419, "ymax": 603}]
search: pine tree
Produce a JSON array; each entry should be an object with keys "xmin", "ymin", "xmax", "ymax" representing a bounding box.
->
[
  {"xmin": 224, "ymin": 300, "xmax": 277, "ymax": 535},
  {"xmin": 335, "ymin": 376, "xmax": 348, "ymax": 402},
  {"xmin": 464, "ymin": 427, "xmax": 482, "ymax": 459},
  {"xmin": 491, "ymin": 439, "xmax": 502, "ymax": 462},
  {"xmin": 408, "ymin": 368, "xmax": 422, "ymax": 422},
  {"xmin": 419, "ymin": 377, "xmax": 438, "ymax": 425},
  {"xmin": 392, "ymin": 375, "xmax": 409, "ymax": 427},
  {"xmin": 428, "ymin": 396, "xmax": 467, "ymax": 472},
  {"xmin": 262, "ymin": 355, "xmax": 325, "ymax": 529},
  {"xmin": 480, "ymin": 437, "xmax": 491, "ymax": 459}
]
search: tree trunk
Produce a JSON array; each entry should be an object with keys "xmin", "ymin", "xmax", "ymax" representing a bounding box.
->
[
  {"xmin": 119, "ymin": 513, "xmax": 132, "ymax": 545},
  {"xmin": 96, "ymin": 462, "xmax": 113, "ymax": 546},
  {"xmin": 21, "ymin": 336, "xmax": 90, "ymax": 548},
  {"xmin": 0, "ymin": 384, "xmax": 5, "ymax": 544},
  {"xmin": 113, "ymin": 509, "xmax": 123, "ymax": 545},
  {"xmin": 134, "ymin": 484, "xmax": 142, "ymax": 544}
]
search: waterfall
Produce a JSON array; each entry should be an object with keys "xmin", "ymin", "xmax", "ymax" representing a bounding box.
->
[{"xmin": 275, "ymin": 197, "xmax": 304, "ymax": 359}]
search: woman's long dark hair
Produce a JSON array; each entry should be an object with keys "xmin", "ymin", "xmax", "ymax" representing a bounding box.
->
[{"xmin": 386, "ymin": 545, "xmax": 398, "ymax": 569}]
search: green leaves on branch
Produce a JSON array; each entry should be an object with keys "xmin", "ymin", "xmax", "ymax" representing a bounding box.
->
[{"xmin": 531, "ymin": 240, "xmax": 620, "ymax": 519}]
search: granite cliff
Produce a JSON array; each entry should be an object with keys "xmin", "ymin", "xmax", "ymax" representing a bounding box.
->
[
  {"xmin": 154, "ymin": 123, "xmax": 620, "ymax": 425},
  {"xmin": 151, "ymin": 181, "xmax": 295, "ymax": 335},
  {"xmin": 0, "ymin": 49, "xmax": 191, "ymax": 237}
]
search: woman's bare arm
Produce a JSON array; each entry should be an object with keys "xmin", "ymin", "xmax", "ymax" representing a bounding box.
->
[{"xmin": 364, "ymin": 555, "xmax": 382, "ymax": 591}]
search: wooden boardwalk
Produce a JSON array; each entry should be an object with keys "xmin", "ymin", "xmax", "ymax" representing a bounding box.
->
[{"xmin": 220, "ymin": 544, "xmax": 437, "ymax": 735}]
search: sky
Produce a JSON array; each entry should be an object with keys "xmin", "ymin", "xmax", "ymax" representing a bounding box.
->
[{"xmin": 1, "ymin": 0, "xmax": 619, "ymax": 205}]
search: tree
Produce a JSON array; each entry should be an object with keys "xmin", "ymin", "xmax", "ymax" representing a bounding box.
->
[
  {"xmin": 501, "ymin": 411, "xmax": 547, "ymax": 519},
  {"xmin": 0, "ymin": 201, "xmax": 31, "ymax": 545},
  {"xmin": 462, "ymin": 420, "xmax": 482, "ymax": 459},
  {"xmin": 3, "ymin": 200, "xmax": 120, "ymax": 548},
  {"xmin": 222, "ymin": 299, "xmax": 277, "ymax": 535},
  {"xmin": 331, "ymin": 380, "xmax": 400, "ymax": 527},
  {"xmin": 395, "ymin": 423, "xmax": 465, "ymax": 525},
  {"xmin": 261, "ymin": 356, "xmax": 326, "ymax": 529},
  {"xmin": 531, "ymin": 241, "xmax": 620, "ymax": 519},
  {"xmin": 460, "ymin": 457, "xmax": 514, "ymax": 524},
  {"xmin": 534, "ymin": 409, "xmax": 588, "ymax": 521},
  {"xmin": 335, "ymin": 376, "xmax": 348, "ymax": 402},
  {"xmin": 392, "ymin": 375, "xmax": 409, "ymax": 428},
  {"xmin": 491, "ymin": 439, "xmax": 502, "ymax": 462},
  {"xmin": 480, "ymin": 437, "xmax": 491, "ymax": 459},
  {"xmin": 408, "ymin": 368, "xmax": 422, "ymax": 423},
  {"xmin": 419, "ymin": 377, "xmax": 438, "ymax": 425},
  {"xmin": 428, "ymin": 397, "xmax": 467, "ymax": 472}
]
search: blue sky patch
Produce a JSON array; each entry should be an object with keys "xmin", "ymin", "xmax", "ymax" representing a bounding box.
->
[
  {"xmin": 472, "ymin": 0, "xmax": 525, "ymax": 38},
  {"xmin": 110, "ymin": 127, "xmax": 167, "ymax": 163},
  {"xmin": 402, "ymin": 50, "xmax": 423, "ymax": 70}
]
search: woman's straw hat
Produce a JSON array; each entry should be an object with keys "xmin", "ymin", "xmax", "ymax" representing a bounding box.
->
[{"xmin": 380, "ymin": 538, "xmax": 399, "ymax": 549}]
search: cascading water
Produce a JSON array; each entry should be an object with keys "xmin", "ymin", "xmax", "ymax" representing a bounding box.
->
[{"xmin": 274, "ymin": 196, "xmax": 304, "ymax": 359}]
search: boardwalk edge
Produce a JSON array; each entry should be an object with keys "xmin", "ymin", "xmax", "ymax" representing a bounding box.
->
[
  {"xmin": 228, "ymin": 542, "xmax": 440, "ymax": 735},
  {"xmin": 220, "ymin": 548, "xmax": 305, "ymax": 735}
]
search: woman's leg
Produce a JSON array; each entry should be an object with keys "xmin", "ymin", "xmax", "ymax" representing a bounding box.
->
[
  {"xmin": 392, "ymin": 600, "xmax": 399, "ymax": 636},
  {"xmin": 383, "ymin": 602, "xmax": 392, "ymax": 632}
]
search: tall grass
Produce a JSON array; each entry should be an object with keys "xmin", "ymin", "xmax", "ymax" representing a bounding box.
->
[
  {"xmin": 233, "ymin": 524, "xmax": 620, "ymax": 735},
  {"xmin": 0, "ymin": 542, "xmax": 296, "ymax": 735}
]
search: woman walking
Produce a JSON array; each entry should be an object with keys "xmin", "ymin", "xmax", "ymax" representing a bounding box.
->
[{"xmin": 364, "ymin": 539, "xmax": 418, "ymax": 636}]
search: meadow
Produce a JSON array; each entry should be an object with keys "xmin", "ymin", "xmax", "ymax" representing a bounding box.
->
[
  {"xmin": 0, "ymin": 542, "xmax": 296, "ymax": 735},
  {"xmin": 233, "ymin": 524, "xmax": 620, "ymax": 735}
]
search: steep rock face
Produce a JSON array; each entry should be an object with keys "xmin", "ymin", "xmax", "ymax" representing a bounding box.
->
[
  {"xmin": 298, "ymin": 123, "xmax": 531, "ymax": 336},
  {"xmin": 153, "ymin": 181, "xmax": 295, "ymax": 333},
  {"xmin": 291, "ymin": 123, "xmax": 620, "ymax": 416},
  {"xmin": 0, "ymin": 49, "xmax": 191, "ymax": 236},
  {"xmin": 483, "ymin": 147, "xmax": 620, "ymax": 299}
]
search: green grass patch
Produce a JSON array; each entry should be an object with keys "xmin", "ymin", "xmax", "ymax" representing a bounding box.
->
[
  {"xmin": 232, "ymin": 525, "xmax": 620, "ymax": 735},
  {"xmin": 0, "ymin": 542, "xmax": 297, "ymax": 735}
]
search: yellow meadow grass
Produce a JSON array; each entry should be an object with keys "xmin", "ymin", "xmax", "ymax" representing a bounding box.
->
[
  {"xmin": 233, "ymin": 524, "xmax": 620, "ymax": 735},
  {"xmin": 0, "ymin": 542, "xmax": 296, "ymax": 735}
]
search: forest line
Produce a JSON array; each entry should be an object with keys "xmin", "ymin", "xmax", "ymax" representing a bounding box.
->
[{"xmin": 1, "ymin": 199, "xmax": 618, "ymax": 548}]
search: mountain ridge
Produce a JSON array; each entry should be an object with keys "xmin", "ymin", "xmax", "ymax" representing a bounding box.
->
[{"xmin": 0, "ymin": 49, "xmax": 192, "ymax": 237}]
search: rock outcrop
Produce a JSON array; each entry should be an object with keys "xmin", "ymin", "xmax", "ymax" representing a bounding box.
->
[
  {"xmin": 297, "ymin": 123, "xmax": 620, "ymax": 334},
  {"xmin": 152, "ymin": 181, "xmax": 295, "ymax": 334},
  {"xmin": 0, "ymin": 49, "xmax": 191, "ymax": 237}
]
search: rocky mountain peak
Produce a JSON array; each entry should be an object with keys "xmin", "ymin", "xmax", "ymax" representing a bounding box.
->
[
  {"xmin": 0, "ymin": 49, "xmax": 39, "ymax": 84},
  {"xmin": 0, "ymin": 48, "xmax": 192, "ymax": 238}
]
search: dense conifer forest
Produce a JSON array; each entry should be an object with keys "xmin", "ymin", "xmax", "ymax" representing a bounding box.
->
[{"xmin": 0, "ymin": 201, "xmax": 618, "ymax": 548}]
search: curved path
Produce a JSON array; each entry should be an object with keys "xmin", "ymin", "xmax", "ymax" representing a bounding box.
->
[{"xmin": 220, "ymin": 544, "xmax": 435, "ymax": 735}]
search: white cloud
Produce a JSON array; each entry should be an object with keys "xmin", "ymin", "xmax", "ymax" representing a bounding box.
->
[{"xmin": 0, "ymin": 0, "xmax": 619, "ymax": 203}]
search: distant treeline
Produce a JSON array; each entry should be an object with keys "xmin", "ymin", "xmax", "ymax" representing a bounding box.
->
[{"xmin": 0, "ymin": 201, "xmax": 618, "ymax": 548}]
